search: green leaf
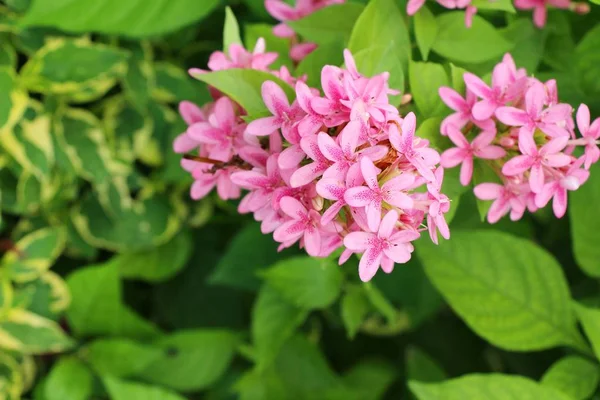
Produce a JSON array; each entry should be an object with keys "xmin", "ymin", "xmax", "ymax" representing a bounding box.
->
[
  {"xmin": 414, "ymin": 6, "xmax": 437, "ymax": 61},
  {"xmin": 338, "ymin": 359, "xmax": 397, "ymax": 400},
  {"xmin": 20, "ymin": 38, "xmax": 128, "ymax": 103},
  {"xmin": 151, "ymin": 62, "xmax": 210, "ymax": 105},
  {"xmin": 2, "ymin": 226, "xmax": 65, "ymax": 282},
  {"xmin": 85, "ymin": 338, "xmax": 162, "ymax": 379},
  {"xmin": 252, "ymin": 285, "xmax": 309, "ymax": 369},
  {"xmin": 352, "ymin": 43, "xmax": 405, "ymax": 105},
  {"xmin": 570, "ymin": 163, "xmax": 600, "ymax": 277},
  {"xmin": 191, "ymin": 69, "xmax": 295, "ymax": 119},
  {"xmin": 103, "ymin": 377, "xmax": 186, "ymax": 400},
  {"xmin": 114, "ymin": 230, "xmax": 192, "ymax": 282},
  {"xmin": 261, "ymin": 256, "xmax": 344, "ymax": 309},
  {"xmin": 432, "ymin": 13, "xmax": 513, "ymax": 63},
  {"xmin": 574, "ymin": 302, "xmax": 600, "ymax": 360},
  {"xmin": 406, "ymin": 347, "xmax": 447, "ymax": 383},
  {"xmin": 44, "ymin": 357, "xmax": 93, "ymax": 400},
  {"xmin": 348, "ymin": 0, "xmax": 410, "ymax": 73},
  {"xmin": 409, "ymin": 61, "xmax": 449, "ymax": 118},
  {"xmin": 66, "ymin": 260, "xmax": 161, "ymax": 339},
  {"xmin": 0, "ymin": 309, "xmax": 74, "ymax": 354},
  {"xmin": 138, "ymin": 330, "xmax": 240, "ymax": 391},
  {"xmin": 0, "ymin": 41, "xmax": 17, "ymax": 69},
  {"xmin": 499, "ymin": 18, "xmax": 547, "ymax": 72},
  {"xmin": 209, "ymin": 223, "xmax": 295, "ymax": 292},
  {"xmin": 223, "ymin": 7, "xmax": 242, "ymax": 51},
  {"xmin": 21, "ymin": 0, "xmax": 220, "ymax": 38},
  {"xmin": 575, "ymin": 24, "xmax": 600, "ymax": 95},
  {"xmin": 296, "ymin": 41, "xmax": 345, "ymax": 89},
  {"xmin": 17, "ymin": 271, "xmax": 70, "ymax": 319},
  {"xmin": 541, "ymin": 356, "xmax": 600, "ymax": 400},
  {"xmin": 0, "ymin": 352, "xmax": 22, "ymax": 400},
  {"xmin": 409, "ymin": 373, "xmax": 571, "ymax": 400},
  {"xmin": 472, "ymin": 0, "xmax": 516, "ymax": 12},
  {"xmin": 341, "ymin": 285, "xmax": 370, "ymax": 339},
  {"xmin": 543, "ymin": 13, "xmax": 575, "ymax": 72},
  {"xmin": 416, "ymin": 230, "xmax": 587, "ymax": 352},
  {"xmin": 287, "ymin": 3, "xmax": 365, "ymax": 45}
]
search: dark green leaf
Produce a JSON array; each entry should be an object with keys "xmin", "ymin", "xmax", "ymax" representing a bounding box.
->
[
  {"xmin": 409, "ymin": 61, "xmax": 448, "ymax": 118},
  {"xmin": 406, "ymin": 347, "xmax": 447, "ymax": 383},
  {"xmin": 45, "ymin": 357, "xmax": 93, "ymax": 400},
  {"xmin": 85, "ymin": 338, "xmax": 162, "ymax": 378},
  {"xmin": 103, "ymin": 377, "xmax": 186, "ymax": 400},
  {"xmin": 22, "ymin": 0, "xmax": 220, "ymax": 38},
  {"xmin": 341, "ymin": 285, "xmax": 370, "ymax": 339}
]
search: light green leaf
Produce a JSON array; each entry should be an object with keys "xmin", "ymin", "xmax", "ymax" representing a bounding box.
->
[
  {"xmin": 0, "ymin": 309, "xmax": 74, "ymax": 354},
  {"xmin": 541, "ymin": 356, "xmax": 600, "ymax": 400},
  {"xmin": 139, "ymin": 330, "xmax": 240, "ymax": 391},
  {"xmin": 261, "ymin": 256, "xmax": 344, "ymax": 309},
  {"xmin": 103, "ymin": 377, "xmax": 186, "ymax": 400},
  {"xmin": 574, "ymin": 302, "xmax": 600, "ymax": 360},
  {"xmin": 114, "ymin": 230, "xmax": 192, "ymax": 282},
  {"xmin": 500, "ymin": 18, "xmax": 547, "ymax": 72},
  {"xmin": 410, "ymin": 373, "xmax": 571, "ymax": 400},
  {"xmin": 209, "ymin": 223, "xmax": 294, "ymax": 292},
  {"xmin": 414, "ymin": 6, "xmax": 437, "ymax": 61},
  {"xmin": 0, "ymin": 66, "xmax": 28, "ymax": 133},
  {"xmin": 409, "ymin": 61, "xmax": 448, "ymax": 118},
  {"xmin": 0, "ymin": 41, "xmax": 17, "ymax": 69},
  {"xmin": 287, "ymin": 3, "xmax": 365, "ymax": 45},
  {"xmin": 472, "ymin": 0, "xmax": 516, "ymax": 12},
  {"xmin": 570, "ymin": 163, "xmax": 600, "ymax": 277},
  {"xmin": 191, "ymin": 69, "xmax": 295, "ymax": 119},
  {"xmin": 432, "ymin": 13, "xmax": 513, "ymax": 63},
  {"xmin": 66, "ymin": 260, "xmax": 161, "ymax": 339},
  {"xmin": 352, "ymin": 43, "xmax": 405, "ymax": 105},
  {"xmin": 85, "ymin": 338, "xmax": 162, "ymax": 379},
  {"xmin": 416, "ymin": 230, "xmax": 587, "ymax": 352},
  {"xmin": 252, "ymin": 285, "xmax": 309, "ymax": 369},
  {"xmin": 20, "ymin": 38, "xmax": 128, "ymax": 103},
  {"xmin": 44, "ymin": 357, "xmax": 93, "ymax": 400},
  {"xmin": 21, "ymin": 0, "xmax": 220, "ymax": 38},
  {"xmin": 2, "ymin": 226, "xmax": 66, "ymax": 282},
  {"xmin": 348, "ymin": 0, "xmax": 410, "ymax": 73},
  {"xmin": 224, "ymin": 7, "xmax": 242, "ymax": 51},
  {"xmin": 341, "ymin": 285, "xmax": 370, "ymax": 339},
  {"xmin": 406, "ymin": 347, "xmax": 447, "ymax": 383}
]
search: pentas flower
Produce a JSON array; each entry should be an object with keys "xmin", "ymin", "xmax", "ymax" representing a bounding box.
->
[
  {"xmin": 265, "ymin": 0, "xmax": 346, "ymax": 61},
  {"xmin": 439, "ymin": 53, "xmax": 599, "ymax": 223},
  {"xmin": 176, "ymin": 45, "xmax": 451, "ymax": 282}
]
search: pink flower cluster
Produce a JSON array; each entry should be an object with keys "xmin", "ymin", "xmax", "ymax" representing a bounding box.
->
[
  {"xmin": 407, "ymin": 0, "xmax": 588, "ymax": 28},
  {"xmin": 175, "ymin": 43, "xmax": 450, "ymax": 282},
  {"xmin": 265, "ymin": 0, "xmax": 345, "ymax": 61},
  {"xmin": 439, "ymin": 53, "xmax": 599, "ymax": 223}
]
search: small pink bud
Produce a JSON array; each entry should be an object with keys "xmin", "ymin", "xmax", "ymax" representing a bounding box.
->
[
  {"xmin": 499, "ymin": 137, "xmax": 515, "ymax": 147},
  {"xmin": 571, "ymin": 2, "xmax": 590, "ymax": 14}
]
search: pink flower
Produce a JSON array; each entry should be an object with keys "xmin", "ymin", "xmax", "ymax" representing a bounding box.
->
[
  {"xmin": 438, "ymin": 87, "xmax": 478, "ymax": 134},
  {"xmin": 295, "ymin": 81, "xmax": 324, "ymax": 137},
  {"xmin": 535, "ymin": 159, "xmax": 590, "ymax": 218},
  {"xmin": 495, "ymin": 82, "xmax": 572, "ymax": 138},
  {"xmin": 206, "ymin": 38, "xmax": 278, "ymax": 71},
  {"xmin": 316, "ymin": 165, "xmax": 363, "ymax": 224},
  {"xmin": 576, "ymin": 104, "xmax": 600, "ymax": 169},
  {"xmin": 273, "ymin": 196, "xmax": 324, "ymax": 256},
  {"xmin": 389, "ymin": 112, "xmax": 440, "ymax": 182},
  {"xmin": 514, "ymin": 0, "xmax": 570, "ymax": 28},
  {"xmin": 345, "ymin": 157, "xmax": 415, "ymax": 231},
  {"xmin": 246, "ymin": 81, "xmax": 304, "ymax": 138},
  {"xmin": 190, "ymin": 166, "xmax": 241, "ymax": 201},
  {"xmin": 290, "ymin": 134, "xmax": 331, "ymax": 187},
  {"xmin": 502, "ymin": 131, "xmax": 571, "ymax": 193},
  {"xmin": 464, "ymin": 66, "xmax": 517, "ymax": 121},
  {"xmin": 231, "ymin": 155, "xmax": 283, "ymax": 212},
  {"xmin": 187, "ymin": 97, "xmax": 245, "ymax": 162},
  {"xmin": 474, "ymin": 182, "xmax": 528, "ymax": 223},
  {"xmin": 344, "ymin": 210, "xmax": 420, "ymax": 282},
  {"xmin": 441, "ymin": 127, "xmax": 506, "ymax": 186},
  {"xmin": 426, "ymin": 168, "xmax": 450, "ymax": 244}
]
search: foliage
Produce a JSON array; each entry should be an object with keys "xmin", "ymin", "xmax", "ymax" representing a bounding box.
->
[{"xmin": 0, "ymin": 0, "xmax": 599, "ymax": 399}]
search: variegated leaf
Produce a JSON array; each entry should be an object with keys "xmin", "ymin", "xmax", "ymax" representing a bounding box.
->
[
  {"xmin": 152, "ymin": 62, "xmax": 211, "ymax": 105},
  {"xmin": 0, "ymin": 352, "xmax": 23, "ymax": 400},
  {"xmin": 0, "ymin": 309, "xmax": 74, "ymax": 354},
  {"xmin": 20, "ymin": 37, "xmax": 128, "ymax": 103},
  {"xmin": 2, "ymin": 226, "xmax": 66, "ymax": 283}
]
